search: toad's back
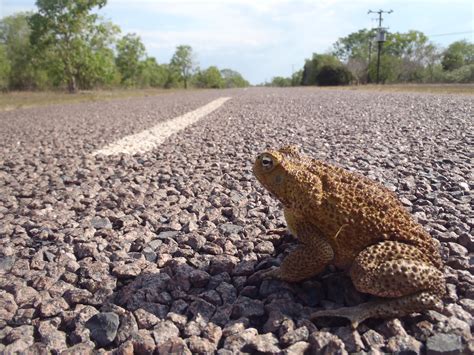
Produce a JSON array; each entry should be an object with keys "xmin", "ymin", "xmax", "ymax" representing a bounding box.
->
[{"xmin": 303, "ymin": 159, "xmax": 442, "ymax": 269}]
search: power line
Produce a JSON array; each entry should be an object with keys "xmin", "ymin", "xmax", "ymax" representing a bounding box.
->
[{"xmin": 427, "ymin": 30, "xmax": 473, "ymax": 37}]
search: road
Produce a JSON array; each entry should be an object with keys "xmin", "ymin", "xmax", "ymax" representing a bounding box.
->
[{"xmin": 0, "ymin": 87, "xmax": 472, "ymax": 353}]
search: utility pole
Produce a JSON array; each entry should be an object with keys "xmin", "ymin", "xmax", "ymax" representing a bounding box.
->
[
  {"xmin": 368, "ymin": 41, "xmax": 372, "ymax": 83},
  {"xmin": 367, "ymin": 9, "xmax": 393, "ymax": 84}
]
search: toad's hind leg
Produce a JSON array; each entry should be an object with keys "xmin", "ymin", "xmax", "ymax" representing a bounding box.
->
[{"xmin": 311, "ymin": 241, "xmax": 446, "ymax": 328}]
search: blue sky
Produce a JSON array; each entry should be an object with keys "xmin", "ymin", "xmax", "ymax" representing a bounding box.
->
[{"xmin": 1, "ymin": 0, "xmax": 473, "ymax": 84}]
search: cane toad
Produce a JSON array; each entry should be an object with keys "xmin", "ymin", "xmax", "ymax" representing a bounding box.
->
[{"xmin": 253, "ymin": 145, "xmax": 445, "ymax": 327}]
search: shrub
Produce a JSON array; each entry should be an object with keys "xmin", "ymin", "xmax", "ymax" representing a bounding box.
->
[{"xmin": 316, "ymin": 65, "xmax": 353, "ymax": 86}]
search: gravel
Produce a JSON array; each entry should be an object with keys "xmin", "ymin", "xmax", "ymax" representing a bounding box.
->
[{"xmin": 0, "ymin": 87, "xmax": 472, "ymax": 353}]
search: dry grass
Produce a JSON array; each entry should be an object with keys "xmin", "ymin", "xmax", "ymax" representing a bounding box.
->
[
  {"xmin": 0, "ymin": 88, "xmax": 190, "ymax": 111},
  {"xmin": 0, "ymin": 84, "xmax": 472, "ymax": 112},
  {"xmin": 335, "ymin": 83, "xmax": 474, "ymax": 95}
]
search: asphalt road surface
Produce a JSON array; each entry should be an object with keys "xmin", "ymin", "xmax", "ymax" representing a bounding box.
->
[{"xmin": 0, "ymin": 87, "xmax": 472, "ymax": 354}]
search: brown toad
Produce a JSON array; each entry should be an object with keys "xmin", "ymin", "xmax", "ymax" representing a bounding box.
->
[{"xmin": 253, "ymin": 145, "xmax": 445, "ymax": 327}]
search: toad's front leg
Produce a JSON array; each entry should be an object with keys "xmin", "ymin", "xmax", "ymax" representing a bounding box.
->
[{"xmin": 261, "ymin": 217, "xmax": 334, "ymax": 282}]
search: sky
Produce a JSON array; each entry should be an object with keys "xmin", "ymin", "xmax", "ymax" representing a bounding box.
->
[{"xmin": 1, "ymin": 0, "xmax": 473, "ymax": 84}]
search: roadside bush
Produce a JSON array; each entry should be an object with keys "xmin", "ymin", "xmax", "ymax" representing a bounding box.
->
[
  {"xmin": 0, "ymin": 45, "xmax": 10, "ymax": 90},
  {"xmin": 443, "ymin": 64, "xmax": 474, "ymax": 83},
  {"xmin": 316, "ymin": 65, "xmax": 352, "ymax": 86}
]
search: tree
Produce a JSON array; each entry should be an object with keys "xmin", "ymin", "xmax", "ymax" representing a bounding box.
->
[
  {"xmin": 193, "ymin": 66, "xmax": 224, "ymax": 88},
  {"xmin": 346, "ymin": 57, "xmax": 368, "ymax": 84},
  {"xmin": 170, "ymin": 45, "xmax": 195, "ymax": 89},
  {"xmin": 442, "ymin": 40, "xmax": 474, "ymax": 71},
  {"xmin": 333, "ymin": 29, "xmax": 377, "ymax": 62},
  {"xmin": 0, "ymin": 45, "xmax": 11, "ymax": 90},
  {"xmin": 316, "ymin": 65, "xmax": 352, "ymax": 86},
  {"xmin": 301, "ymin": 53, "xmax": 342, "ymax": 85},
  {"xmin": 220, "ymin": 68, "xmax": 249, "ymax": 88},
  {"xmin": 0, "ymin": 12, "xmax": 47, "ymax": 90},
  {"xmin": 270, "ymin": 76, "xmax": 291, "ymax": 87},
  {"xmin": 29, "ymin": 0, "xmax": 108, "ymax": 92},
  {"xmin": 138, "ymin": 57, "xmax": 167, "ymax": 87},
  {"xmin": 291, "ymin": 70, "xmax": 303, "ymax": 86},
  {"xmin": 116, "ymin": 33, "xmax": 146, "ymax": 86}
]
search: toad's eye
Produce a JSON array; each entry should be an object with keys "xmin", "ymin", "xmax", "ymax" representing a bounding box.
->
[{"xmin": 261, "ymin": 155, "xmax": 273, "ymax": 169}]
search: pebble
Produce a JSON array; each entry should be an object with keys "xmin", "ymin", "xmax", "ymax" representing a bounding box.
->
[{"xmin": 85, "ymin": 312, "xmax": 120, "ymax": 347}]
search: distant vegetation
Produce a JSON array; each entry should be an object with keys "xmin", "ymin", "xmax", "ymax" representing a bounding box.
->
[
  {"xmin": 0, "ymin": 0, "xmax": 249, "ymax": 92},
  {"xmin": 266, "ymin": 29, "xmax": 473, "ymax": 87}
]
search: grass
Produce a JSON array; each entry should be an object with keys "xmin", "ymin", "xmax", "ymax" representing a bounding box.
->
[
  {"xmin": 337, "ymin": 83, "xmax": 474, "ymax": 95},
  {"xmin": 0, "ymin": 84, "xmax": 472, "ymax": 111},
  {"xmin": 0, "ymin": 88, "xmax": 189, "ymax": 111}
]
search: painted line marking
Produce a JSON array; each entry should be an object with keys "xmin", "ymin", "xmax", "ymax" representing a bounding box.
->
[{"xmin": 92, "ymin": 97, "xmax": 231, "ymax": 156}]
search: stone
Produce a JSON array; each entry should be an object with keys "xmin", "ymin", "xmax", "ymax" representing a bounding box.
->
[
  {"xmin": 186, "ymin": 335, "xmax": 216, "ymax": 354},
  {"xmin": 37, "ymin": 320, "xmax": 67, "ymax": 352},
  {"xmin": 129, "ymin": 330, "xmax": 156, "ymax": 354},
  {"xmin": 333, "ymin": 326, "xmax": 364, "ymax": 353},
  {"xmin": 231, "ymin": 296, "xmax": 265, "ymax": 318},
  {"xmin": 189, "ymin": 269, "xmax": 211, "ymax": 288},
  {"xmin": 248, "ymin": 332, "xmax": 281, "ymax": 354},
  {"xmin": 0, "ymin": 256, "xmax": 16, "ymax": 274},
  {"xmin": 5, "ymin": 325, "xmax": 34, "ymax": 344},
  {"xmin": 85, "ymin": 312, "xmax": 120, "ymax": 347},
  {"xmin": 426, "ymin": 333, "xmax": 463, "ymax": 355},
  {"xmin": 91, "ymin": 216, "xmax": 112, "ymax": 229},
  {"xmin": 255, "ymin": 240, "xmax": 275, "ymax": 254},
  {"xmin": 59, "ymin": 341, "xmax": 95, "ymax": 354},
  {"xmin": 284, "ymin": 341, "xmax": 310, "ymax": 355},
  {"xmin": 186, "ymin": 234, "xmax": 206, "ymax": 250},
  {"xmin": 3, "ymin": 339, "xmax": 34, "ymax": 354},
  {"xmin": 361, "ymin": 329, "xmax": 385, "ymax": 349},
  {"xmin": 134, "ymin": 308, "xmax": 160, "ymax": 329},
  {"xmin": 386, "ymin": 335, "xmax": 422, "ymax": 354},
  {"xmin": 73, "ymin": 243, "xmax": 97, "ymax": 259},
  {"xmin": 188, "ymin": 298, "xmax": 216, "ymax": 320},
  {"xmin": 209, "ymin": 255, "xmax": 238, "ymax": 275},
  {"xmin": 152, "ymin": 320, "xmax": 180, "ymax": 344},
  {"xmin": 155, "ymin": 336, "xmax": 191, "ymax": 355},
  {"xmin": 0, "ymin": 291, "xmax": 18, "ymax": 321},
  {"xmin": 112, "ymin": 263, "xmax": 141, "ymax": 278},
  {"xmin": 308, "ymin": 331, "xmax": 347, "ymax": 355},
  {"xmin": 223, "ymin": 327, "xmax": 258, "ymax": 352},
  {"xmin": 219, "ymin": 223, "xmax": 243, "ymax": 235},
  {"xmin": 202, "ymin": 322, "xmax": 223, "ymax": 345},
  {"xmin": 280, "ymin": 326, "xmax": 310, "ymax": 347},
  {"xmin": 40, "ymin": 297, "xmax": 69, "ymax": 317},
  {"xmin": 64, "ymin": 288, "xmax": 94, "ymax": 305},
  {"xmin": 216, "ymin": 282, "xmax": 237, "ymax": 304}
]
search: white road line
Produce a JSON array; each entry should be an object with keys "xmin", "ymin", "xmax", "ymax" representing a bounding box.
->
[{"xmin": 92, "ymin": 97, "xmax": 231, "ymax": 156}]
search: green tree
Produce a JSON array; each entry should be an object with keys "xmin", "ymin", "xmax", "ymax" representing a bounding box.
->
[
  {"xmin": 291, "ymin": 70, "xmax": 303, "ymax": 86},
  {"xmin": 270, "ymin": 76, "xmax": 291, "ymax": 87},
  {"xmin": 29, "ymin": 0, "xmax": 108, "ymax": 92},
  {"xmin": 0, "ymin": 45, "xmax": 11, "ymax": 90},
  {"xmin": 334, "ymin": 29, "xmax": 442, "ymax": 83},
  {"xmin": 138, "ymin": 57, "xmax": 167, "ymax": 87},
  {"xmin": 333, "ymin": 28, "xmax": 377, "ymax": 62},
  {"xmin": 301, "ymin": 53, "xmax": 342, "ymax": 85},
  {"xmin": 75, "ymin": 20, "xmax": 120, "ymax": 89},
  {"xmin": 193, "ymin": 66, "xmax": 224, "ymax": 88},
  {"xmin": 116, "ymin": 33, "xmax": 146, "ymax": 86},
  {"xmin": 220, "ymin": 68, "xmax": 249, "ymax": 88},
  {"xmin": 442, "ymin": 40, "xmax": 474, "ymax": 71},
  {"xmin": 316, "ymin": 65, "xmax": 352, "ymax": 86},
  {"xmin": 170, "ymin": 45, "xmax": 195, "ymax": 89},
  {"xmin": 0, "ymin": 12, "xmax": 47, "ymax": 90}
]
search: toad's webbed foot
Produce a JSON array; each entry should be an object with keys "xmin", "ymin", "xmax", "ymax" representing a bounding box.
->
[{"xmin": 311, "ymin": 291, "xmax": 443, "ymax": 329}]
